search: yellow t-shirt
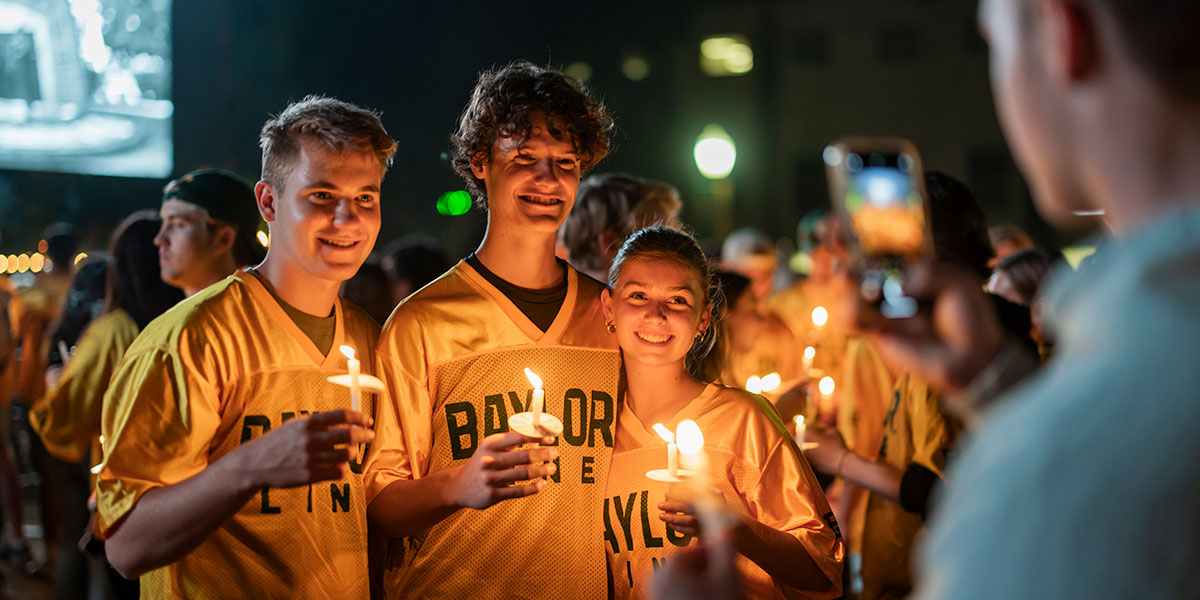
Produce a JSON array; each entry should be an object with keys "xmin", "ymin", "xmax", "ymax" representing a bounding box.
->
[
  {"xmin": 834, "ymin": 337, "xmax": 895, "ymax": 553},
  {"xmin": 860, "ymin": 374, "xmax": 955, "ymax": 600},
  {"xmin": 365, "ymin": 261, "xmax": 620, "ymax": 599},
  {"xmin": 30, "ymin": 309, "xmax": 139, "ymax": 464},
  {"xmin": 605, "ymin": 384, "xmax": 844, "ymax": 600},
  {"xmin": 97, "ymin": 270, "xmax": 380, "ymax": 599}
]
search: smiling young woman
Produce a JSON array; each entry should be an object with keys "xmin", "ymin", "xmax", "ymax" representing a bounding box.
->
[{"xmin": 599, "ymin": 226, "xmax": 845, "ymax": 600}]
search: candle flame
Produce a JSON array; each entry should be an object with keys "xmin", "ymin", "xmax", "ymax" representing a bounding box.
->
[
  {"xmin": 819, "ymin": 376, "xmax": 836, "ymax": 396},
  {"xmin": 760, "ymin": 372, "xmax": 782, "ymax": 392},
  {"xmin": 340, "ymin": 345, "xmax": 356, "ymax": 360},
  {"xmin": 811, "ymin": 306, "xmax": 829, "ymax": 327},
  {"xmin": 804, "ymin": 346, "xmax": 816, "ymax": 360},
  {"xmin": 676, "ymin": 420, "xmax": 704, "ymax": 455},
  {"xmin": 524, "ymin": 367, "xmax": 543, "ymax": 389},
  {"xmin": 745, "ymin": 375, "xmax": 763, "ymax": 394},
  {"xmin": 652, "ymin": 423, "xmax": 675, "ymax": 443},
  {"xmin": 794, "ymin": 414, "xmax": 805, "ymax": 428}
]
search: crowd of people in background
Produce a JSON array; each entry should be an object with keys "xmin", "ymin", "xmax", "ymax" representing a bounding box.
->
[{"xmin": 1, "ymin": 0, "xmax": 1199, "ymax": 598}]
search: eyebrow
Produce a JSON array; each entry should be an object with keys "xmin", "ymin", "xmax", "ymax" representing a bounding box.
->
[
  {"xmin": 303, "ymin": 181, "xmax": 381, "ymax": 193},
  {"xmin": 624, "ymin": 280, "xmax": 695, "ymax": 293}
]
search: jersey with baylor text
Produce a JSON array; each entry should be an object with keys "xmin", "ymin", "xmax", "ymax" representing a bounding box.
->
[
  {"xmin": 365, "ymin": 261, "xmax": 620, "ymax": 599},
  {"xmin": 605, "ymin": 384, "xmax": 844, "ymax": 600},
  {"xmin": 860, "ymin": 374, "xmax": 957, "ymax": 600},
  {"xmin": 97, "ymin": 270, "xmax": 380, "ymax": 599}
]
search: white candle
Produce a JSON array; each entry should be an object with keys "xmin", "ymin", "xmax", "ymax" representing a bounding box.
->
[
  {"xmin": 524, "ymin": 368, "xmax": 544, "ymax": 428},
  {"xmin": 675, "ymin": 420, "xmax": 709, "ymax": 489},
  {"xmin": 803, "ymin": 345, "xmax": 815, "ymax": 373},
  {"xmin": 793, "ymin": 414, "xmax": 806, "ymax": 446},
  {"xmin": 652, "ymin": 424, "xmax": 679, "ymax": 478},
  {"xmin": 340, "ymin": 345, "xmax": 361, "ymax": 412}
]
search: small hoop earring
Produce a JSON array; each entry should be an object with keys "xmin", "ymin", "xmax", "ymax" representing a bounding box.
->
[
  {"xmin": 606, "ymin": 322, "xmax": 616, "ymax": 334},
  {"xmin": 694, "ymin": 331, "xmax": 704, "ymax": 341}
]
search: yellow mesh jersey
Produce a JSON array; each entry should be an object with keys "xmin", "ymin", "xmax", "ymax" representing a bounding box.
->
[
  {"xmin": 860, "ymin": 374, "xmax": 956, "ymax": 600},
  {"xmin": 605, "ymin": 384, "xmax": 844, "ymax": 600},
  {"xmin": 31, "ymin": 309, "xmax": 139, "ymax": 463},
  {"xmin": 723, "ymin": 314, "xmax": 800, "ymax": 393},
  {"xmin": 97, "ymin": 270, "xmax": 380, "ymax": 600},
  {"xmin": 365, "ymin": 261, "xmax": 620, "ymax": 599},
  {"xmin": 834, "ymin": 338, "xmax": 895, "ymax": 553}
]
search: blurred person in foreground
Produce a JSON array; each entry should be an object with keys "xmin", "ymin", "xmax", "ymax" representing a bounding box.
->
[
  {"xmin": 97, "ymin": 96, "xmax": 392, "ymax": 597},
  {"xmin": 156, "ymin": 168, "xmax": 266, "ymax": 297},
  {"xmin": 856, "ymin": 1, "xmax": 1200, "ymax": 597},
  {"xmin": 31, "ymin": 212, "xmax": 183, "ymax": 599},
  {"xmin": 805, "ymin": 171, "xmax": 1037, "ymax": 600},
  {"xmin": 560, "ymin": 171, "xmax": 683, "ymax": 282}
]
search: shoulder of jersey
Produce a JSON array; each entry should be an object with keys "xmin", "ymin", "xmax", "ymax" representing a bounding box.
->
[
  {"xmin": 130, "ymin": 275, "xmax": 245, "ymax": 348},
  {"xmin": 706, "ymin": 385, "xmax": 787, "ymax": 436},
  {"xmin": 383, "ymin": 264, "xmax": 469, "ymax": 323}
]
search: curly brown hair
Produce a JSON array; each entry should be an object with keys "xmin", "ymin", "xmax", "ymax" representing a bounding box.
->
[{"xmin": 451, "ymin": 61, "xmax": 614, "ymax": 209}]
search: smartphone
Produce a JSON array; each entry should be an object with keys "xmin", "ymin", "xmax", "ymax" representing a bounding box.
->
[{"xmin": 824, "ymin": 137, "xmax": 931, "ymax": 319}]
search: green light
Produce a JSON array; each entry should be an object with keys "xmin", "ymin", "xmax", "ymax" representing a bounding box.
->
[
  {"xmin": 436, "ymin": 190, "xmax": 473, "ymax": 216},
  {"xmin": 694, "ymin": 124, "xmax": 736, "ymax": 179}
]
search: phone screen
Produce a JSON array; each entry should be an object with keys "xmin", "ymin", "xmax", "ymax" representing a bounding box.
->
[
  {"xmin": 841, "ymin": 151, "xmax": 925, "ymax": 258},
  {"xmin": 826, "ymin": 142, "xmax": 927, "ymax": 319}
]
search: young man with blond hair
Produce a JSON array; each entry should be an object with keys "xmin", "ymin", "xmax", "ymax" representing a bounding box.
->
[
  {"xmin": 98, "ymin": 95, "xmax": 395, "ymax": 598},
  {"xmin": 365, "ymin": 61, "xmax": 618, "ymax": 599}
]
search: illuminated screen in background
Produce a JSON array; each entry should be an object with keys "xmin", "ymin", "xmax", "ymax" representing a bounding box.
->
[
  {"xmin": 842, "ymin": 153, "xmax": 925, "ymax": 257},
  {"xmin": 0, "ymin": 0, "xmax": 172, "ymax": 178}
]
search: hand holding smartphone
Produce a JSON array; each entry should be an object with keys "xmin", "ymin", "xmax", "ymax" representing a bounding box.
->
[{"xmin": 824, "ymin": 137, "xmax": 931, "ymax": 319}]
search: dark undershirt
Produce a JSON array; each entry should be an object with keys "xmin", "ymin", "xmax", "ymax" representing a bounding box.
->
[
  {"xmin": 465, "ymin": 254, "xmax": 567, "ymax": 332},
  {"xmin": 247, "ymin": 269, "xmax": 335, "ymax": 355}
]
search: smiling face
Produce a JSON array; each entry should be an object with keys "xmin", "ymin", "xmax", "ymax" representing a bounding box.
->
[
  {"xmin": 256, "ymin": 138, "xmax": 383, "ymax": 285},
  {"xmin": 602, "ymin": 256, "xmax": 711, "ymax": 369},
  {"xmin": 471, "ymin": 114, "xmax": 581, "ymax": 236}
]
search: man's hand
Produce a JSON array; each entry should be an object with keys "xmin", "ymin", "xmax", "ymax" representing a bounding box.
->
[
  {"xmin": 851, "ymin": 261, "xmax": 1005, "ymax": 395},
  {"xmin": 444, "ymin": 431, "xmax": 557, "ymax": 510},
  {"xmin": 229, "ymin": 409, "xmax": 374, "ymax": 489},
  {"xmin": 802, "ymin": 425, "xmax": 848, "ymax": 475}
]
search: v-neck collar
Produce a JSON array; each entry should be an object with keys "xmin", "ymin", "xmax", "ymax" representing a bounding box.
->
[
  {"xmin": 235, "ymin": 269, "xmax": 346, "ymax": 368},
  {"xmin": 621, "ymin": 382, "xmax": 722, "ymax": 449},
  {"xmin": 456, "ymin": 259, "xmax": 577, "ymax": 344}
]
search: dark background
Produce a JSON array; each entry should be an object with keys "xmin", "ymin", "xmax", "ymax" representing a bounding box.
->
[{"xmin": 0, "ymin": 0, "xmax": 1069, "ymax": 258}]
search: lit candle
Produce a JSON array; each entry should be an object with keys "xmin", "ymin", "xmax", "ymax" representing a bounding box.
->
[
  {"xmin": 818, "ymin": 376, "xmax": 836, "ymax": 417},
  {"xmin": 675, "ymin": 419, "xmax": 709, "ymax": 489},
  {"xmin": 652, "ymin": 423, "xmax": 679, "ymax": 478},
  {"xmin": 760, "ymin": 372, "xmax": 782, "ymax": 393},
  {"xmin": 811, "ymin": 306, "xmax": 828, "ymax": 328},
  {"xmin": 793, "ymin": 415, "xmax": 806, "ymax": 446},
  {"xmin": 803, "ymin": 345, "xmax": 815, "ymax": 372},
  {"xmin": 524, "ymin": 368, "xmax": 544, "ymax": 429},
  {"xmin": 340, "ymin": 345, "xmax": 361, "ymax": 412},
  {"xmin": 744, "ymin": 375, "xmax": 763, "ymax": 394}
]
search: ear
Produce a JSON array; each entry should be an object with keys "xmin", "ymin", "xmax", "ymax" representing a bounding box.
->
[
  {"xmin": 255, "ymin": 180, "xmax": 278, "ymax": 222},
  {"xmin": 1041, "ymin": 0, "xmax": 1098, "ymax": 82},
  {"xmin": 211, "ymin": 224, "xmax": 236, "ymax": 256},
  {"xmin": 697, "ymin": 302, "xmax": 713, "ymax": 338},
  {"xmin": 469, "ymin": 152, "xmax": 489, "ymax": 180},
  {"xmin": 600, "ymin": 288, "xmax": 614, "ymax": 325}
]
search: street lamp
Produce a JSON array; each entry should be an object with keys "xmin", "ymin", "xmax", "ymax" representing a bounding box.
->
[{"xmin": 694, "ymin": 124, "xmax": 736, "ymax": 179}]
